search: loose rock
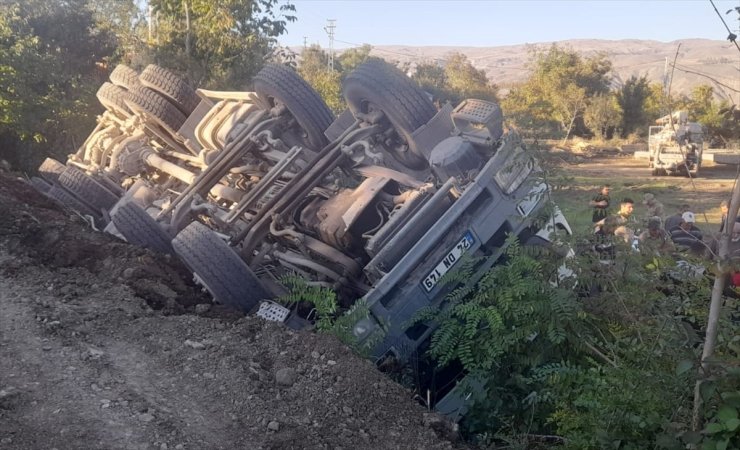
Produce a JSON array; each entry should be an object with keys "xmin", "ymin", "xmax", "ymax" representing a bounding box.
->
[
  {"xmin": 184, "ymin": 339, "xmax": 205, "ymax": 350},
  {"xmin": 275, "ymin": 368, "xmax": 297, "ymax": 387}
]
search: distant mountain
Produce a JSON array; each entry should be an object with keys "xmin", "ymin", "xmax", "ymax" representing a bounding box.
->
[{"xmin": 351, "ymin": 39, "xmax": 739, "ymax": 103}]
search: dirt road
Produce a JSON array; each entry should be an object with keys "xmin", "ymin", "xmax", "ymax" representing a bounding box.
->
[{"xmin": 0, "ymin": 174, "xmax": 459, "ymax": 450}]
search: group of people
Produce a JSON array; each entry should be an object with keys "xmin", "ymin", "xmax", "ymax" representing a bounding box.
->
[{"xmin": 589, "ymin": 184, "xmax": 709, "ymax": 259}]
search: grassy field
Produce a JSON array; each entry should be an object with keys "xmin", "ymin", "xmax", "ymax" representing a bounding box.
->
[{"xmin": 548, "ymin": 153, "xmax": 737, "ymax": 235}]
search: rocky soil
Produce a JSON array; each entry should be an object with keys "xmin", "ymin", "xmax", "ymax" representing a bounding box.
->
[{"xmin": 0, "ymin": 173, "xmax": 462, "ymax": 450}]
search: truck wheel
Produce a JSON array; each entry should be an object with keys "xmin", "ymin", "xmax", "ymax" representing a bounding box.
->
[
  {"xmin": 38, "ymin": 157, "xmax": 66, "ymax": 183},
  {"xmin": 342, "ymin": 59, "xmax": 437, "ymax": 170},
  {"xmin": 97, "ymin": 82, "xmax": 131, "ymax": 118},
  {"xmin": 139, "ymin": 64, "xmax": 201, "ymax": 116},
  {"xmin": 172, "ymin": 222, "xmax": 270, "ymax": 312},
  {"xmin": 47, "ymin": 184, "xmax": 102, "ymax": 223},
  {"xmin": 57, "ymin": 166, "xmax": 119, "ymax": 211},
  {"xmin": 125, "ymin": 85, "xmax": 187, "ymax": 133},
  {"xmin": 253, "ymin": 64, "xmax": 335, "ymax": 151},
  {"xmin": 111, "ymin": 202, "xmax": 173, "ymax": 254},
  {"xmin": 29, "ymin": 176, "xmax": 51, "ymax": 194},
  {"xmin": 109, "ymin": 64, "xmax": 140, "ymax": 91}
]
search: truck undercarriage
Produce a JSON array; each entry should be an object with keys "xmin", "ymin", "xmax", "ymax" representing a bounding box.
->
[{"xmin": 32, "ymin": 60, "xmax": 572, "ymax": 418}]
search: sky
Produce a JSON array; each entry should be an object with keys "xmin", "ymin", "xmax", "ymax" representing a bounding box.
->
[{"xmin": 279, "ymin": 0, "xmax": 740, "ymax": 49}]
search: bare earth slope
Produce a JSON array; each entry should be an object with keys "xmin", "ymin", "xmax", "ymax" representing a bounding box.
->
[{"xmin": 0, "ymin": 174, "xmax": 460, "ymax": 450}]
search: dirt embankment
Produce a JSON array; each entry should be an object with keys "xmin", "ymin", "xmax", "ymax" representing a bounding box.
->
[{"xmin": 0, "ymin": 173, "xmax": 462, "ymax": 450}]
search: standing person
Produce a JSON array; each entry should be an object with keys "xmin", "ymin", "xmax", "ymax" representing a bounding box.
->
[
  {"xmin": 642, "ymin": 193, "xmax": 665, "ymax": 220},
  {"xmin": 719, "ymin": 199, "xmax": 729, "ymax": 232},
  {"xmin": 589, "ymin": 185, "xmax": 610, "ymax": 223},
  {"xmin": 665, "ymin": 203, "xmax": 691, "ymax": 232}
]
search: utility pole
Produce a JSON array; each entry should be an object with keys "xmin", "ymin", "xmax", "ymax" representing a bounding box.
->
[
  {"xmin": 303, "ymin": 36, "xmax": 308, "ymax": 49},
  {"xmin": 324, "ymin": 19, "xmax": 336, "ymax": 71}
]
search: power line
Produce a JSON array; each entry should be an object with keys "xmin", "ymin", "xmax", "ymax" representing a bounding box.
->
[
  {"xmin": 670, "ymin": 62, "xmax": 740, "ymax": 94},
  {"xmin": 709, "ymin": 0, "xmax": 740, "ymax": 53}
]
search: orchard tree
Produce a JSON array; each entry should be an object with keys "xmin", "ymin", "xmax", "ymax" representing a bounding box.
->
[{"xmin": 502, "ymin": 44, "xmax": 612, "ymax": 140}]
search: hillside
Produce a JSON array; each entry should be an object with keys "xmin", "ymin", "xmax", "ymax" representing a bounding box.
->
[{"xmin": 360, "ymin": 39, "xmax": 739, "ymax": 102}]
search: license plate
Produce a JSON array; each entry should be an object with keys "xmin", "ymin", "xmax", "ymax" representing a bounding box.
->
[{"xmin": 422, "ymin": 231, "xmax": 475, "ymax": 292}]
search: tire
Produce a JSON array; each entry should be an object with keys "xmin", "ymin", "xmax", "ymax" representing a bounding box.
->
[
  {"xmin": 38, "ymin": 158, "xmax": 66, "ymax": 183},
  {"xmin": 47, "ymin": 184, "xmax": 102, "ymax": 222},
  {"xmin": 125, "ymin": 85, "xmax": 187, "ymax": 133},
  {"xmin": 172, "ymin": 222, "xmax": 270, "ymax": 312},
  {"xmin": 111, "ymin": 202, "xmax": 173, "ymax": 254},
  {"xmin": 109, "ymin": 64, "xmax": 140, "ymax": 91},
  {"xmin": 139, "ymin": 64, "xmax": 200, "ymax": 116},
  {"xmin": 96, "ymin": 82, "xmax": 131, "ymax": 117},
  {"xmin": 29, "ymin": 176, "xmax": 51, "ymax": 194},
  {"xmin": 342, "ymin": 59, "xmax": 437, "ymax": 169},
  {"xmin": 57, "ymin": 166, "xmax": 119, "ymax": 211},
  {"xmin": 253, "ymin": 64, "xmax": 335, "ymax": 150}
]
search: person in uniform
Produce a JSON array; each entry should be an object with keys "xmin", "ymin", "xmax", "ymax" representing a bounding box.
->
[{"xmin": 589, "ymin": 184, "xmax": 610, "ymax": 224}]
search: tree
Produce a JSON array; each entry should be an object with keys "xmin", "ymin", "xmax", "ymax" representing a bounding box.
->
[
  {"xmin": 338, "ymin": 44, "xmax": 374, "ymax": 73},
  {"xmin": 412, "ymin": 62, "xmax": 447, "ymax": 105},
  {"xmin": 0, "ymin": 0, "xmax": 117, "ymax": 171},
  {"xmin": 88, "ymin": 0, "xmax": 147, "ymax": 63},
  {"xmin": 297, "ymin": 45, "xmax": 343, "ymax": 113},
  {"xmin": 688, "ymin": 85, "xmax": 725, "ymax": 140},
  {"xmin": 148, "ymin": 0, "xmax": 296, "ymax": 88},
  {"xmin": 617, "ymin": 75, "xmax": 650, "ymax": 137},
  {"xmin": 502, "ymin": 44, "xmax": 612, "ymax": 140},
  {"xmin": 584, "ymin": 93, "xmax": 623, "ymax": 140},
  {"xmin": 443, "ymin": 52, "xmax": 497, "ymax": 103},
  {"xmin": 412, "ymin": 53, "xmax": 497, "ymax": 106}
]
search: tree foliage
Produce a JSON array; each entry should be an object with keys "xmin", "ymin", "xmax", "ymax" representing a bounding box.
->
[
  {"xmin": 412, "ymin": 52, "xmax": 497, "ymax": 106},
  {"xmin": 338, "ymin": 43, "xmax": 374, "ymax": 73},
  {"xmin": 148, "ymin": 0, "xmax": 296, "ymax": 88},
  {"xmin": 617, "ymin": 75, "xmax": 651, "ymax": 137},
  {"xmin": 502, "ymin": 44, "xmax": 612, "ymax": 139},
  {"xmin": 584, "ymin": 93, "xmax": 622, "ymax": 139},
  {"xmin": 0, "ymin": 0, "xmax": 117, "ymax": 170},
  {"xmin": 418, "ymin": 213, "xmax": 739, "ymax": 447},
  {"xmin": 297, "ymin": 44, "xmax": 344, "ymax": 113}
]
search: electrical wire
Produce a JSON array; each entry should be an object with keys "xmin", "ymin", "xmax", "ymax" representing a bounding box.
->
[
  {"xmin": 709, "ymin": 0, "xmax": 740, "ymax": 53},
  {"xmin": 670, "ymin": 62, "xmax": 740, "ymax": 94}
]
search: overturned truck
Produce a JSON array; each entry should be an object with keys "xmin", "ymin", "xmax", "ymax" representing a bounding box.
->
[{"xmin": 34, "ymin": 59, "xmax": 572, "ymax": 418}]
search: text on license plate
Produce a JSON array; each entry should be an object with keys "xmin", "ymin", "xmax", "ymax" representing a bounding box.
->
[{"xmin": 422, "ymin": 231, "xmax": 475, "ymax": 292}]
